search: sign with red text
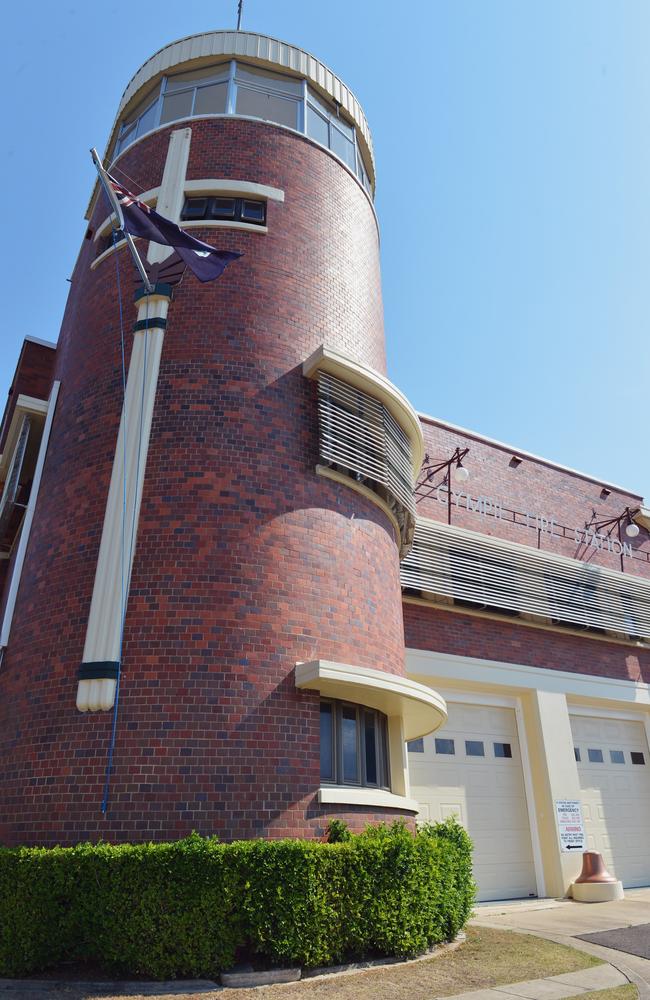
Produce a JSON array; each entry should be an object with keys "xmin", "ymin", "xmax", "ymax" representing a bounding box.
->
[{"xmin": 555, "ymin": 799, "xmax": 586, "ymax": 852}]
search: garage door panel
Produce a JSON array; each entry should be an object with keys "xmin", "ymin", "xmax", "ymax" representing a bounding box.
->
[
  {"xmin": 410, "ymin": 703, "xmax": 537, "ymax": 902},
  {"xmin": 571, "ymin": 715, "xmax": 650, "ymax": 889}
]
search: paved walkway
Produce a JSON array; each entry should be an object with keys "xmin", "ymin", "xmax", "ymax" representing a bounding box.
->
[
  {"xmin": 472, "ymin": 888, "xmax": 650, "ymax": 999},
  {"xmin": 447, "ymin": 962, "xmax": 627, "ymax": 1000}
]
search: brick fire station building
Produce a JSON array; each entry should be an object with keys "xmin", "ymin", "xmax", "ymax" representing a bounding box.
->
[{"xmin": 1, "ymin": 30, "xmax": 649, "ymax": 902}]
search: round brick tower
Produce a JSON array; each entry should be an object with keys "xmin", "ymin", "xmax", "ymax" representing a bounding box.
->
[{"xmin": 0, "ymin": 31, "xmax": 444, "ymax": 845}]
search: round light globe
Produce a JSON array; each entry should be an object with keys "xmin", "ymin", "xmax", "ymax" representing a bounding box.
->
[
  {"xmin": 625, "ymin": 522, "xmax": 640, "ymax": 539},
  {"xmin": 452, "ymin": 465, "xmax": 470, "ymax": 484}
]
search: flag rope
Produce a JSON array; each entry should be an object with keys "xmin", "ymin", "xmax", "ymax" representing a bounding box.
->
[{"xmin": 101, "ymin": 228, "xmax": 150, "ymax": 815}]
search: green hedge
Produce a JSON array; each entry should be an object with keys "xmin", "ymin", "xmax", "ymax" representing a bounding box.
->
[{"xmin": 0, "ymin": 818, "xmax": 475, "ymax": 979}]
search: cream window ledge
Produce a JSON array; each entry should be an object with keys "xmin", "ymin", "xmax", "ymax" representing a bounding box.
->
[
  {"xmin": 303, "ymin": 345, "xmax": 424, "ymax": 477},
  {"xmin": 94, "ymin": 179, "xmax": 284, "ymax": 241},
  {"xmin": 295, "ymin": 660, "xmax": 447, "ymax": 741},
  {"xmin": 318, "ymin": 786, "xmax": 419, "ymax": 812}
]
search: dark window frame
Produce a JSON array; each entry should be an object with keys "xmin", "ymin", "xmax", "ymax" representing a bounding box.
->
[
  {"xmin": 181, "ymin": 195, "xmax": 267, "ymax": 226},
  {"xmin": 320, "ymin": 698, "xmax": 390, "ymax": 790}
]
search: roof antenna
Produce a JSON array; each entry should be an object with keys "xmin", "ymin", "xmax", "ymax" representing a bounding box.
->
[{"xmin": 236, "ymin": 0, "xmax": 243, "ymax": 30}]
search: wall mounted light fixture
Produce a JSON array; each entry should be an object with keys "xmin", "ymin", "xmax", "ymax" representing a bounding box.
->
[{"xmin": 415, "ymin": 446, "xmax": 470, "ymax": 524}]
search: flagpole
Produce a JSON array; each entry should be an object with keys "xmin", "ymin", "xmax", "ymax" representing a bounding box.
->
[{"xmin": 90, "ymin": 148, "xmax": 154, "ymax": 294}]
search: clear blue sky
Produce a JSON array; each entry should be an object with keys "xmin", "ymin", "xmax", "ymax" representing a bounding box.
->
[{"xmin": 2, "ymin": 1, "xmax": 648, "ymax": 499}]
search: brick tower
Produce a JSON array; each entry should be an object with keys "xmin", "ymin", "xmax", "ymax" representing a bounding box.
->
[{"xmin": 0, "ymin": 31, "xmax": 444, "ymax": 845}]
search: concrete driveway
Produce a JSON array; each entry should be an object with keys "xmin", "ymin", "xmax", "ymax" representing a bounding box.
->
[{"xmin": 472, "ymin": 888, "xmax": 650, "ymax": 998}]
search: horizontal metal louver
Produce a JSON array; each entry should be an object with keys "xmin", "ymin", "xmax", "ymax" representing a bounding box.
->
[
  {"xmin": 316, "ymin": 372, "xmax": 415, "ymax": 551},
  {"xmin": 401, "ymin": 517, "xmax": 650, "ymax": 639},
  {"xmin": 0, "ymin": 415, "xmax": 31, "ymax": 536}
]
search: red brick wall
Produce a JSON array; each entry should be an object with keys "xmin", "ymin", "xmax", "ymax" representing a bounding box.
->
[
  {"xmin": 417, "ymin": 418, "xmax": 650, "ymax": 578},
  {"xmin": 0, "ymin": 118, "xmax": 409, "ymax": 847},
  {"xmin": 404, "ymin": 602, "xmax": 650, "ymax": 684},
  {"xmin": 0, "ymin": 341, "xmax": 56, "ymax": 454}
]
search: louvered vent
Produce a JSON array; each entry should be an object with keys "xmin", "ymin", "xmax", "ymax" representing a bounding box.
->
[
  {"xmin": 316, "ymin": 372, "xmax": 415, "ymax": 554},
  {"xmin": 401, "ymin": 517, "xmax": 650, "ymax": 639}
]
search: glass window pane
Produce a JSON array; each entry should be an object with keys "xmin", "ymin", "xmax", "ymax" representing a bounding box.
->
[
  {"xmin": 307, "ymin": 86, "xmax": 333, "ymax": 116},
  {"xmin": 241, "ymin": 199, "xmax": 266, "ymax": 223},
  {"xmin": 574, "ymin": 747, "xmax": 581, "ymax": 762},
  {"xmin": 194, "ymin": 82, "xmax": 228, "ymax": 116},
  {"xmin": 435, "ymin": 738, "xmax": 455, "ymax": 755},
  {"xmin": 165, "ymin": 64, "xmax": 229, "ymax": 91},
  {"xmin": 236, "ymin": 87, "xmax": 298, "ymax": 129},
  {"xmin": 364, "ymin": 711, "xmax": 378, "ymax": 785},
  {"xmin": 160, "ymin": 90, "xmax": 194, "ymax": 124},
  {"xmin": 136, "ymin": 100, "xmax": 159, "ymax": 138},
  {"xmin": 610, "ymin": 750, "xmax": 625, "ymax": 764},
  {"xmin": 320, "ymin": 703, "xmax": 334, "ymax": 781},
  {"xmin": 182, "ymin": 198, "xmax": 208, "ymax": 220},
  {"xmin": 306, "ymin": 104, "xmax": 329, "ymax": 147},
  {"xmin": 494, "ymin": 742, "xmax": 512, "ymax": 759},
  {"xmin": 407, "ymin": 738, "xmax": 424, "ymax": 753},
  {"xmin": 330, "ymin": 127, "xmax": 356, "ymax": 170},
  {"xmin": 235, "ymin": 63, "xmax": 301, "ymax": 95},
  {"xmin": 331, "ymin": 115, "xmax": 354, "ymax": 141},
  {"xmin": 465, "ymin": 740, "xmax": 484, "ymax": 757},
  {"xmin": 341, "ymin": 706, "xmax": 359, "ymax": 782},
  {"xmin": 632, "ymin": 752, "xmax": 646, "ymax": 765},
  {"xmin": 380, "ymin": 717, "xmax": 389, "ymax": 787},
  {"xmin": 588, "ymin": 748, "xmax": 604, "ymax": 763},
  {"xmin": 210, "ymin": 197, "xmax": 236, "ymax": 218}
]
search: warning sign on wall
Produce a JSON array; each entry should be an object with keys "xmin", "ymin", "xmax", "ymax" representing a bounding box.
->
[{"xmin": 555, "ymin": 800, "xmax": 586, "ymax": 853}]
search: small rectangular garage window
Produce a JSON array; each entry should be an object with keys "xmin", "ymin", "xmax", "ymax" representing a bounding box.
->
[
  {"xmin": 465, "ymin": 740, "xmax": 485, "ymax": 757},
  {"xmin": 632, "ymin": 752, "xmax": 646, "ymax": 765},
  {"xmin": 407, "ymin": 738, "xmax": 424, "ymax": 753},
  {"xmin": 493, "ymin": 742, "xmax": 512, "ymax": 758},
  {"xmin": 435, "ymin": 738, "xmax": 455, "ymax": 755},
  {"xmin": 574, "ymin": 747, "xmax": 581, "ymax": 762},
  {"xmin": 588, "ymin": 748, "xmax": 604, "ymax": 763},
  {"xmin": 609, "ymin": 750, "xmax": 625, "ymax": 764}
]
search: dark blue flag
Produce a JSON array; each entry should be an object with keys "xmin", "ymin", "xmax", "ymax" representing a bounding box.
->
[{"xmin": 107, "ymin": 175, "xmax": 242, "ymax": 283}]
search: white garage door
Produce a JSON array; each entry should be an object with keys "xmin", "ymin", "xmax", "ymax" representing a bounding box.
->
[
  {"xmin": 571, "ymin": 715, "xmax": 650, "ymax": 887},
  {"xmin": 408, "ymin": 703, "xmax": 537, "ymax": 902}
]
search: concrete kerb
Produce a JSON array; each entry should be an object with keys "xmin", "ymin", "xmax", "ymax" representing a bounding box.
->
[
  {"xmin": 0, "ymin": 934, "xmax": 466, "ymax": 995},
  {"xmin": 472, "ymin": 921, "xmax": 647, "ymax": 1000}
]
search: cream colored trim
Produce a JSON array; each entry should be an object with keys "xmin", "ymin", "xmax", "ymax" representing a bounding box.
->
[
  {"xmin": 182, "ymin": 219, "xmax": 268, "ymax": 234},
  {"xmin": 94, "ymin": 177, "xmax": 281, "ymax": 242},
  {"xmin": 91, "ymin": 239, "xmax": 130, "ymax": 270},
  {"xmin": 109, "ymin": 30, "xmax": 375, "ymax": 177},
  {"xmin": 417, "ymin": 411, "xmax": 643, "ymax": 500},
  {"xmin": 316, "ymin": 465, "xmax": 399, "ymax": 542},
  {"xmin": 318, "ymin": 786, "xmax": 419, "ymax": 812},
  {"xmin": 0, "ymin": 382, "xmax": 60, "ymax": 649},
  {"xmin": 77, "ymin": 296, "xmax": 169, "ymax": 713},
  {"xmin": 148, "ymin": 128, "xmax": 191, "ymax": 264},
  {"xmin": 304, "ymin": 345, "xmax": 424, "ymax": 476},
  {"xmin": 295, "ymin": 659, "xmax": 447, "ymax": 741},
  {"xmin": 184, "ymin": 178, "xmax": 284, "ymax": 201},
  {"xmin": 406, "ymin": 647, "xmax": 650, "ymax": 707},
  {"xmin": 24, "ymin": 335, "xmax": 57, "ymax": 349},
  {"xmin": 402, "ymin": 595, "xmax": 650, "ymax": 650},
  {"xmin": 514, "ymin": 698, "xmax": 546, "ymax": 898},
  {"xmin": 0, "ymin": 395, "xmax": 49, "ymax": 473},
  {"xmin": 635, "ymin": 507, "xmax": 650, "ymax": 530}
]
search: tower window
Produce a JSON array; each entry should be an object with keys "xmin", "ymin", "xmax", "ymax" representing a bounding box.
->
[
  {"xmin": 181, "ymin": 196, "xmax": 266, "ymax": 226},
  {"xmin": 320, "ymin": 699, "xmax": 390, "ymax": 789}
]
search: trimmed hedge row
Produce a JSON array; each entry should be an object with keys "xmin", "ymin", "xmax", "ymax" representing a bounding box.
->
[{"xmin": 0, "ymin": 818, "xmax": 475, "ymax": 979}]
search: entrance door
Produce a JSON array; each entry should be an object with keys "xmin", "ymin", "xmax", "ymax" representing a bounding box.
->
[
  {"xmin": 408, "ymin": 702, "xmax": 537, "ymax": 902},
  {"xmin": 571, "ymin": 714, "xmax": 650, "ymax": 887}
]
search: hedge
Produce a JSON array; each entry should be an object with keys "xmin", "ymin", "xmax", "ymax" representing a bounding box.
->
[{"xmin": 0, "ymin": 818, "xmax": 475, "ymax": 979}]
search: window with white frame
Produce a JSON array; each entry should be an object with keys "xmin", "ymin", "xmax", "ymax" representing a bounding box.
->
[
  {"xmin": 320, "ymin": 699, "xmax": 390, "ymax": 789},
  {"xmin": 113, "ymin": 61, "xmax": 373, "ymax": 195}
]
